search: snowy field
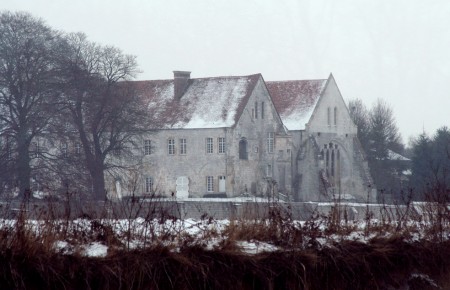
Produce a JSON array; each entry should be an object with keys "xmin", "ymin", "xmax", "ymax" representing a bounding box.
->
[{"xmin": 1, "ymin": 215, "xmax": 448, "ymax": 258}]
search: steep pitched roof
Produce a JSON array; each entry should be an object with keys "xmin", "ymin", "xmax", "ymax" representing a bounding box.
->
[
  {"xmin": 266, "ymin": 79, "xmax": 327, "ymax": 130},
  {"xmin": 135, "ymin": 74, "xmax": 260, "ymax": 129}
]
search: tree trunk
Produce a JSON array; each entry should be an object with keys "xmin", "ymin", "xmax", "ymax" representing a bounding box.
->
[
  {"xmin": 90, "ymin": 161, "xmax": 106, "ymax": 201},
  {"xmin": 85, "ymin": 154, "xmax": 106, "ymax": 201},
  {"xmin": 17, "ymin": 133, "xmax": 31, "ymax": 199}
]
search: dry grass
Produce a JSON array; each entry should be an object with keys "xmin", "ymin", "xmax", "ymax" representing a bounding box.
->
[{"xmin": 0, "ymin": 194, "xmax": 448, "ymax": 289}]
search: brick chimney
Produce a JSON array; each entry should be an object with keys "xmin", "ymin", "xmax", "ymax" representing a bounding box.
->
[{"xmin": 173, "ymin": 71, "xmax": 191, "ymax": 100}]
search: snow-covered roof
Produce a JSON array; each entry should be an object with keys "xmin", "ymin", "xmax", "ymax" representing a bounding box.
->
[
  {"xmin": 387, "ymin": 149, "xmax": 410, "ymax": 161},
  {"xmin": 134, "ymin": 74, "xmax": 328, "ymax": 131},
  {"xmin": 135, "ymin": 75, "xmax": 260, "ymax": 129},
  {"xmin": 266, "ymin": 79, "xmax": 327, "ymax": 130}
]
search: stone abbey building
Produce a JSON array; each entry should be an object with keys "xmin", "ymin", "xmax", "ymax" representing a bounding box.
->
[{"xmin": 108, "ymin": 71, "xmax": 376, "ymax": 202}]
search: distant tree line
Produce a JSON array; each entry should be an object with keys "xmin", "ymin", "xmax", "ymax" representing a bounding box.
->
[
  {"xmin": 0, "ymin": 11, "xmax": 149, "ymax": 200},
  {"xmin": 409, "ymin": 127, "xmax": 450, "ymax": 201},
  {"xmin": 349, "ymin": 98, "xmax": 449, "ymax": 202}
]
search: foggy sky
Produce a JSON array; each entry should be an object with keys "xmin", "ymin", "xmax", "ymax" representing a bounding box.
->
[{"xmin": 3, "ymin": 0, "xmax": 450, "ymax": 142}]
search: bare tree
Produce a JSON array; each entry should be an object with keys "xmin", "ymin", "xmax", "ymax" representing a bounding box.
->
[
  {"xmin": 61, "ymin": 33, "xmax": 146, "ymax": 200},
  {"xmin": 349, "ymin": 98, "xmax": 371, "ymax": 151},
  {"xmin": 0, "ymin": 12, "xmax": 64, "ymax": 198}
]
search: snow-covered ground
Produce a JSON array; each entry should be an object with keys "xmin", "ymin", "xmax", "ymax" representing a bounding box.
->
[{"xmin": 1, "ymin": 216, "xmax": 448, "ymax": 258}]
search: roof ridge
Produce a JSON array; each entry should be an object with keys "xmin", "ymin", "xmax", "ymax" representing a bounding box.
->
[
  {"xmin": 133, "ymin": 74, "xmax": 262, "ymax": 83},
  {"xmin": 191, "ymin": 73, "xmax": 261, "ymax": 80},
  {"xmin": 266, "ymin": 79, "xmax": 327, "ymax": 83}
]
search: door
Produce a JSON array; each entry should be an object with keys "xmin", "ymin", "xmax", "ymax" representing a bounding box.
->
[
  {"xmin": 176, "ymin": 176, "xmax": 189, "ymax": 198},
  {"xmin": 219, "ymin": 176, "xmax": 226, "ymax": 192}
]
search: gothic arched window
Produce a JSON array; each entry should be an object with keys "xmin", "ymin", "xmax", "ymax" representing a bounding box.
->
[
  {"xmin": 331, "ymin": 150, "xmax": 335, "ymax": 177},
  {"xmin": 239, "ymin": 138, "xmax": 248, "ymax": 160}
]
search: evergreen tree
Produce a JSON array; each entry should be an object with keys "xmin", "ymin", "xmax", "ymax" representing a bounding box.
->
[{"xmin": 410, "ymin": 127, "xmax": 450, "ymax": 200}]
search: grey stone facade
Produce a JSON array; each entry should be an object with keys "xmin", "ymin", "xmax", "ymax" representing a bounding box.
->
[{"xmin": 107, "ymin": 72, "xmax": 376, "ymax": 203}]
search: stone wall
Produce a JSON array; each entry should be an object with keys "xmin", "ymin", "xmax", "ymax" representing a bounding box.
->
[{"xmin": 3, "ymin": 199, "xmax": 411, "ymax": 221}]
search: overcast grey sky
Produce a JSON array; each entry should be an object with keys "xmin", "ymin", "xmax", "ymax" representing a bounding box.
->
[{"xmin": 3, "ymin": 0, "xmax": 450, "ymax": 142}]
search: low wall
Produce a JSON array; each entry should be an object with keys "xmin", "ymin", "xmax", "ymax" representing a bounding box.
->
[{"xmin": 0, "ymin": 199, "xmax": 416, "ymax": 221}]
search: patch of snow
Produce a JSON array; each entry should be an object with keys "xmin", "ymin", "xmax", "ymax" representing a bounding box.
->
[
  {"xmin": 32, "ymin": 190, "xmax": 53, "ymax": 199},
  {"xmin": 267, "ymin": 79, "xmax": 327, "ymax": 131},
  {"xmin": 172, "ymin": 197, "xmax": 278, "ymax": 203},
  {"xmin": 402, "ymin": 169, "xmax": 412, "ymax": 175},
  {"xmin": 83, "ymin": 242, "xmax": 108, "ymax": 258},
  {"xmin": 236, "ymin": 240, "xmax": 279, "ymax": 254},
  {"xmin": 387, "ymin": 149, "xmax": 410, "ymax": 161},
  {"xmin": 332, "ymin": 193, "xmax": 356, "ymax": 200},
  {"xmin": 53, "ymin": 240, "xmax": 74, "ymax": 255},
  {"xmin": 174, "ymin": 77, "xmax": 250, "ymax": 129}
]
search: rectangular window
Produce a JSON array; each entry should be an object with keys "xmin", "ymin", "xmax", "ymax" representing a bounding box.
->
[
  {"xmin": 206, "ymin": 176, "xmax": 214, "ymax": 192},
  {"xmin": 334, "ymin": 107, "xmax": 337, "ymax": 125},
  {"xmin": 62, "ymin": 143, "xmax": 68, "ymax": 158},
  {"xmin": 261, "ymin": 101, "xmax": 265, "ymax": 119},
  {"xmin": 168, "ymin": 138, "xmax": 175, "ymax": 155},
  {"xmin": 266, "ymin": 164, "xmax": 272, "ymax": 177},
  {"xmin": 145, "ymin": 176, "xmax": 153, "ymax": 193},
  {"xmin": 144, "ymin": 140, "xmax": 151, "ymax": 155},
  {"xmin": 75, "ymin": 143, "xmax": 81, "ymax": 155},
  {"xmin": 180, "ymin": 138, "xmax": 187, "ymax": 155},
  {"xmin": 255, "ymin": 102, "xmax": 258, "ymax": 119},
  {"xmin": 218, "ymin": 137, "xmax": 225, "ymax": 154},
  {"xmin": 267, "ymin": 132, "xmax": 274, "ymax": 153},
  {"xmin": 327, "ymin": 107, "xmax": 331, "ymax": 126},
  {"xmin": 206, "ymin": 137, "xmax": 213, "ymax": 154}
]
